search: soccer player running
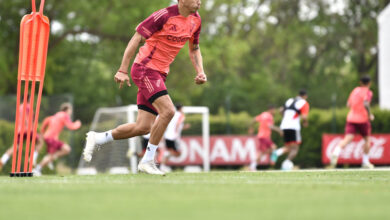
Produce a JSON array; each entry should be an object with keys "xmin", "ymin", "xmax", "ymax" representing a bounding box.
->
[
  {"xmin": 330, "ymin": 76, "xmax": 375, "ymax": 169},
  {"xmin": 0, "ymin": 96, "xmax": 44, "ymax": 171},
  {"xmin": 272, "ymin": 90, "xmax": 310, "ymax": 170},
  {"xmin": 82, "ymin": 0, "xmax": 207, "ymax": 175},
  {"xmin": 33, "ymin": 103, "xmax": 81, "ymax": 176},
  {"xmin": 160, "ymin": 104, "xmax": 190, "ymax": 173},
  {"xmin": 248, "ymin": 105, "xmax": 282, "ymax": 171}
]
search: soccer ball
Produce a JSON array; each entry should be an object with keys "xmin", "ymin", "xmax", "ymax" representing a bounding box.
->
[{"xmin": 281, "ymin": 160, "xmax": 294, "ymax": 171}]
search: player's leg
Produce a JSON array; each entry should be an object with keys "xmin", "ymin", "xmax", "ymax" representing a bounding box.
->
[
  {"xmin": 33, "ymin": 134, "xmax": 44, "ymax": 165},
  {"xmin": 249, "ymin": 151, "xmax": 261, "ymax": 171},
  {"xmin": 0, "ymin": 146, "xmax": 14, "ymax": 170},
  {"xmin": 331, "ymin": 122, "xmax": 357, "ymax": 168},
  {"xmin": 286, "ymin": 144, "xmax": 299, "ymax": 161},
  {"xmin": 281, "ymin": 130, "xmax": 301, "ymax": 170},
  {"xmin": 361, "ymin": 136, "xmax": 373, "ymax": 168},
  {"xmin": 330, "ymin": 134, "xmax": 354, "ymax": 168},
  {"xmin": 361, "ymin": 122, "xmax": 374, "ymax": 168},
  {"xmin": 33, "ymin": 153, "xmax": 54, "ymax": 176},
  {"xmin": 83, "ymin": 109, "xmax": 156, "ymax": 162},
  {"xmin": 269, "ymin": 143, "xmax": 277, "ymax": 166},
  {"xmin": 138, "ymin": 95, "xmax": 175, "ymax": 175},
  {"xmin": 272, "ymin": 129, "xmax": 293, "ymax": 164}
]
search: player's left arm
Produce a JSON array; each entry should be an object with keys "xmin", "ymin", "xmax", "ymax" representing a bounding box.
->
[
  {"xmin": 189, "ymin": 42, "xmax": 207, "ymax": 84},
  {"xmin": 301, "ymin": 102, "xmax": 310, "ymax": 127},
  {"xmin": 364, "ymin": 91, "xmax": 374, "ymax": 121},
  {"xmin": 64, "ymin": 115, "xmax": 82, "ymax": 130}
]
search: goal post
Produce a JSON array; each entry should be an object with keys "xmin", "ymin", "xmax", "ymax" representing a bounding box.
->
[{"xmin": 77, "ymin": 105, "xmax": 210, "ymax": 175}]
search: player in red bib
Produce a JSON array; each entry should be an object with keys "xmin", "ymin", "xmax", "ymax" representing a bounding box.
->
[
  {"xmin": 248, "ymin": 105, "xmax": 283, "ymax": 171},
  {"xmin": 330, "ymin": 76, "xmax": 375, "ymax": 169},
  {"xmin": 33, "ymin": 103, "xmax": 81, "ymax": 176},
  {"xmin": 83, "ymin": 0, "xmax": 206, "ymax": 175},
  {"xmin": 0, "ymin": 96, "xmax": 44, "ymax": 171}
]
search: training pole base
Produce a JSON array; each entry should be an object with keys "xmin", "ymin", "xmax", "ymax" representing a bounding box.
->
[{"xmin": 10, "ymin": 172, "xmax": 34, "ymax": 177}]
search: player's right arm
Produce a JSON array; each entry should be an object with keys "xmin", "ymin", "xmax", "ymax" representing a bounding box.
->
[
  {"xmin": 248, "ymin": 118, "xmax": 257, "ymax": 135},
  {"xmin": 269, "ymin": 125, "xmax": 283, "ymax": 136},
  {"xmin": 114, "ymin": 32, "xmax": 145, "ymax": 89}
]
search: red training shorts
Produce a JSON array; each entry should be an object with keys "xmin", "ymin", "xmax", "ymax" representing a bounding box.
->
[
  {"xmin": 131, "ymin": 63, "xmax": 168, "ymax": 115},
  {"xmin": 45, "ymin": 138, "xmax": 64, "ymax": 154},
  {"xmin": 345, "ymin": 122, "xmax": 371, "ymax": 137},
  {"xmin": 258, "ymin": 137, "xmax": 274, "ymax": 152}
]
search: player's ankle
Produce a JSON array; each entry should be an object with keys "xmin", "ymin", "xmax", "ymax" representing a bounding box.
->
[{"xmin": 95, "ymin": 130, "xmax": 114, "ymax": 145}]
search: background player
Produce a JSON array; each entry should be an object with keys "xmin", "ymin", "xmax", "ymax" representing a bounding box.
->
[
  {"xmin": 330, "ymin": 76, "xmax": 375, "ymax": 169},
  {"xmin": 0, "ymin": 96, "xmax": 43, "ymax": 171},
  {"xmin": 248, "ymin": 105, "xmax": 282, "ymax": 171},
  {"xmin": 272, "ymin": 90, "xmax": 310, "ymax": 170},
  {"xmin": 83, "ymin": 0, "xmax": 206, "ymax": 175},
  {"xmin": 160, "ymin": 104, "xmax": 190, "ymax": 173},
  {"xmin": 33, "ymin": 103, "xmax": 81, "ymax": 176}
]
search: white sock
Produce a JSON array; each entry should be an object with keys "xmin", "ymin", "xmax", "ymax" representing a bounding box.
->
[
  {"xmin": 1, "ymin": 154, "xmax": 10, "ymax": 164},
  {"xmin": 362, "ymin": 154, "xmax": 370, "ymax": 164},
  {"xmin": 95, "ymin": 130, "xmax": 114, "ymax": 145},
  {"xmin": 333, "ymin": 146, "xmax": 341, "ymax": 157},
  {"xmin": 276, "ymin": 148, "xmax": 284, "ymax": 156},
  {"xmin": 35, "ymin": 164, "xmax": 42, "ymax": 172},
  {"xmin": 141, "ymin": 143, "xmax": 158, "ymax": 163},
  {"xmin": 250, "ymin": 161, "xmax": 257, "ymax": 170}
]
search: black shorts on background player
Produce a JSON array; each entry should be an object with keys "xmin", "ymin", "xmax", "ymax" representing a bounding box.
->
[
  {"xmin": 165, "ymin": 139, "xmax": 179, "ymax": 152},
  {"xmin": 283, "ymin": 129, "xmax": 301, "ymax": 144}
]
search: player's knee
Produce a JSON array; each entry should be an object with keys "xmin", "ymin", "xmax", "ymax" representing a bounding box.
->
[
  {"xmin": 173, "ymin": 151, "xmax": 181, "ymax": 157},
  {"xmin": 160, "ymin": 107, "xmax": 175, "ymax": 120},
  {"xmin": 137, "ymin": 124, "xmax": 151, "ymax": 135},
  {"xmin": 63, "ymin": 145, "xmax": 71, "ymax": 154}
]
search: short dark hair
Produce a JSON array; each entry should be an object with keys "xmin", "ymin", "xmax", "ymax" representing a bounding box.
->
[
  {"xmin": 60, "ymin": 103, "xmax": 72, "ymax": 112},
  {"xmin": 360, "ymin": 75, "xmax": 371, "ymax": 85},
  {"xmin": 175, "ymin": 104, "xmax": 183, "ymax": 111},
  {"xmin": 299, "ymin": 89, "xmax": 307, "ymax": 96}
]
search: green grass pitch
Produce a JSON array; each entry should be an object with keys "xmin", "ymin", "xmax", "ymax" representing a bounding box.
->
[{"xmin": 1, "ymin": 170, "xmax": 389, "ymax": 220}]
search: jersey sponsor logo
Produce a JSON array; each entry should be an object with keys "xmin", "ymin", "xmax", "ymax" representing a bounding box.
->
[
  {"xmin": 166, "ymin": 35, "xmax": 190, "ymax": 43},
  {"xmin": 169, "ymin": 24, "xmax": 177, "ymax": 32},
  {"xmin": 156, "ymin": 79, "xmax": 161, "ymax": 88}
]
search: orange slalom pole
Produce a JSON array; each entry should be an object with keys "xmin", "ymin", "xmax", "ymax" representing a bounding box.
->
[
  {"xmin": 10, "ymin": 6, "xmax": 34, "ymax": 175},
  {"xmin": 24, "ymin": 16, "xmax": 42, "ymax": 173},
  {"xmin": 28, "ymin": 0, "xmax": 50, "ymax": 173},
  {"xmin": 16, "ymin": 14, "xmax": 36, "ymax": 174},
  {"xmin": 11, "ymin": 0, "xmax": 50, "ymax": 177}
]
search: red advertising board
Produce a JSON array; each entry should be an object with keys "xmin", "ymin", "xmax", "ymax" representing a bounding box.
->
[
  {"xmin": 165, "ymin": 136, "xmax": 270, "ymax": 166},
  {"xmin": 322, "ymin": 134, "xmax": 390, "ymax": 165}
]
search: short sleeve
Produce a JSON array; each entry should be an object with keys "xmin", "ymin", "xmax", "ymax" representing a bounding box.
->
[
  {"xmin": 136, "ymin": 8, "xmax": 169, "ymax": 39},
  {"xmin": 300, "ymin": 102, "xmax": 310, "ymax": 116},
  {"xmin": 365, "ymin": 90, "xmax": 373, "ymax": 103},
  {"xmin": 191, "ymin": 24, "xmax": 201, "ymax": 44}
]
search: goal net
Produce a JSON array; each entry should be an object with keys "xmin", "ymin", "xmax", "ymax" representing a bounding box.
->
[{"xmin": 77, "ymin": 105, "xmax": 210, "ymax": 175}]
